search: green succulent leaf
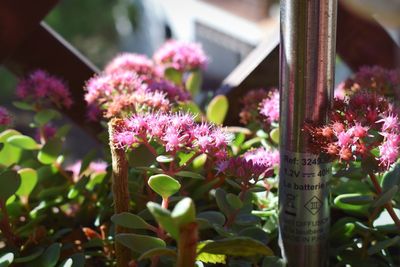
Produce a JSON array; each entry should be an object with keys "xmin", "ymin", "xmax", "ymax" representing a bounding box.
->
[
  {"xmin": 58, "ymin": 253, "xmax": 85, "ymax": 267},
  {"xmin": 197, "ymin": 242, "xmax": 226, "ymax": 264},
  {"xmin": 175, "ymin": 171, "xmax": 204, "ymax": 180},
  {"xmin": 111, "ymin": 212, "xmax": 153, "ymax": 230},
  {"xmin": 7, "ymin": 135, "xmax": 40, "ymax": 150},
  {"xmin": 147, "ymin": 202, "xmax": 179, "ymax": 240},
  {"xmin": 186, "ymin": 70, "xmax": 202, "ymax": 97},
  {"xmin": 148, "ymin": 174, "xmax": 181, "ymax": 199},
  {"xmin": 382, "ymin": 164, "xmax": 400, "ymax": 192},
  {"xmin": 13, "ymin": 101, "xmax": 35, "ymax": 111},
  {"xmin": 116, "ymin": 233, "xmax": 166, "ymax": 254},
  {"xmin": 164, "ymin": 67, "xmax": 183, "ymax": 84},
  {"xmin": 226, "ymin": 193, "xmax": 243, "ymax": 209},
  {"xmin": 0, "ymin": 129, "xmax": 21, "ymax": 143},
  {"xmin": 269, "ymin": 128, "xmax": 280, "ymax": 144},
  {"xmin": 215, "ymin": 188, "xmax": 235, "ymax": 217},
  {"xmin": 14, "ymin": 248, "xmax": 44, "ymax": 263},
  {"xmin": 206, "ymin": 95, "xmax": 228, "ymax": 125},
  {"xmin": 372, "ymin": 185, "xmax": 399, "ymax": 208},
  {"xmin": 0, "ymin": 253, "xmax": 14, "ymax": 267},
  {"xmin": 197, "ymin": 211, "xmax": 226, "ymax": 226},
  {"xmin": 198, "ymin": 237, "xmax": 274, "ymax": 257},
  {"xmin": 16, "ymin": 168, "xmax": 38, "ymax": 197},
  {"xmin": 171, "ymin": 197, "xmax": 196, "ymax": 226},
  {"xmin": 0, "ymin": 170, "xmax": 21, "ymax": 201},
  {"xmin": 156, "ymin": 155, "xmax": 175, "ymax": 163},
  {"xmin": 34, "ymin": 109, "xmax": 61, "ymax": 126},
  {"xmin": 37, "ymin": 137, "xmax": 63, "ymax": 164},
  {"xmin": 31, "ymin": 243, "xmax": 61, "ymax": 267},
  {"xmin": 138, "ymin": 248, "xmax": 177, "ymax": 261}
]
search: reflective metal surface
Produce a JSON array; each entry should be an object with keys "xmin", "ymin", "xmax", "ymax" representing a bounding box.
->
[{"xmin": 279, "ymin": 0, "xmax": 337, "ymax": 266}]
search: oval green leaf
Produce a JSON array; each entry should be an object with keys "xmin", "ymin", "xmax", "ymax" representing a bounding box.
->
[
  {"xmin": 0, "ymin": 170, "xmax": 21, "ymax": 200},
  {"xmin": 16, "ymin": 168, "xmax": 38, "ymax": 197},
  {"xmin": 171, "ymin": 197, "xmax": 196, "ymax": 226},
  {"xmin": 37, "ymin": 137, "xmax": 63, "ymax": 164},
  {"xmin": 206, "ymin": 95, "xmax": 228, "ymax": 125},
  {"xmin": 269, "ymin": 128, "xmax": 280, "ymax": 144},
  {"xmin": 138, "ymin": 248, "xmax": 177, "ymax": 261},
  {"xmin": 14, "ymin": 248, "xmax": 44, "ymax": 263},
  {"xmin": 147, "ymin": 202, "xmax": 179, "ymax": 240},
  {"xmin": 0, "ymin": 129, "xmax": 21, "ymax": 143},
  {"xmin": 156, "ymin": 155, "xmax": 174, "ymax": 163},
  {"xmin": 111, "ymin": 212, "xmax": 152, "ymax": 230},
  {"xmin": 226, "ymin": 193, "xmax": 243, "ymax": 209},
  {"xmin": 185, "ymin": 70, "xmax": 202, "ymax": 97},
  {"xmin": 7, "ymin": 135, "xmax": 39, "ymax": 150},
  {"xmin": 115, "ymin": 233, "xmax": 166, "ymax": 254},
  {"xmin": 34, "ymin": 109, "xmax": 61, "ymax": 126},
  {"xmin": 198, "ymin": 237, "xmax": 273, "ymax": 257},
  {"xmin": 0, "ymin": 253, "xmax": 13, "ymax": 266},
  {"xmin": 148, "ymin": 174, "xmax": 181, "ymax": 199}
]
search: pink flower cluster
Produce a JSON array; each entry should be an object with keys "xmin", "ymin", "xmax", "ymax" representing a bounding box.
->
[
  {"xmin": 239, "ymin": 88, "xmax": 280, "ymax": 130},
  {"xmin": 153, "ymin": 40, "xmax": 208, "ymax": 72},
  {"xmin": 16, "ymin": 70, "xmax": 73, "ymax": 108},
  {"xmin": 259, "ymin": 89, "xmax": 280, "ymax": 125},
  {"xmin": 306, "ymin": 89, "xmax": 400, "ymax": 169},
  {"xmin": 243, "ymin": 147, "xmax": 280, "ymax": 168},
  {"xmin": 336, "ymin": 66, "xmax": 400, "ymax": 98},
  {"xmin": 104, "ymin": 53, "xmax": 157, "ymax": 78},
  {"xmin": 112, "ymin": 112, "xmax": 232, "ymax": 160},
  {"xmin": 216, "ymin": 148, "xmax": 275, "ymax": 185},
  {"xmin": 85, "ymin": 72, "xmax": 172, "ymax": 118},
  {"xmin": 0, "ymin": 106, "xmax": 12, "ymax": 126}
]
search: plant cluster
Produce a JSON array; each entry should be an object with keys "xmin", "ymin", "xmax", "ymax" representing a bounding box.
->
[{"xmin": 0, "ymin": 39, "xmax": 399, "ymax": 267}]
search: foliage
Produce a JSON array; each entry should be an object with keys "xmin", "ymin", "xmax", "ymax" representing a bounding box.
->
[{"xmin": 0, "ymin": 43, "xmax": 399, "ymax": 267}]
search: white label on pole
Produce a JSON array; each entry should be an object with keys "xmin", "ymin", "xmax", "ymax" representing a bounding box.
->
[{"xmin": 279, "ymin": 151, "xmax": 331, "ymax": 244}]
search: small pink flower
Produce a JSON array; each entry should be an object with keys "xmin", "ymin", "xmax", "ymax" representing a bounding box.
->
[
  {"xmin": 259, "ymin": 89, "xmax": 280, "ymax": 125},
  {"xmin": 349, "ymin": 123, "xmax": 369, "ymax": 138},
  {"xmin": 0, "ymin": 106, "xmax": 12, "ymax": 126},
  {"xmin": 154, "ymin": 40, "xmax": 208, "ymax": 72},
  {"xmin": 147, "ymin": 79, "xmax": 191, "ymax": 102},
  {"xmin": 337, "ymin": 131, "xmax": 353, "ymax": 147},
  {"xmin": 243, "ymin": 147, "xmax": 280, "ymax": 168},
  {"xmin": 104, "ymin": 53, "xmax": 155, "ymax": 77},
  {"xmin": 379, "ymin": 133, "xmax": 400, "ymax": 168},
  {"xmin": 16, "ymin": 70, "xmax": 73, "ymax": 108},
  {"xmin": 377, "ymin": 114, "xmax": 399, "ymax": 132}
]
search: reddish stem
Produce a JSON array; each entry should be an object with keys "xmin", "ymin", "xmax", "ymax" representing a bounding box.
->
[
  {"xmin": 369, "ymin": 172, "xmax": 400, "ymax": 230},
  {"xmin": 0, "ymin": 199, "xmax": 18, "ymax": 247}
]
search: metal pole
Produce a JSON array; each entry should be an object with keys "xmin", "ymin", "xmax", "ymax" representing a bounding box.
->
[{"xmin": 279, "ymin": 1, "xmax": 337, "ymax": 266}]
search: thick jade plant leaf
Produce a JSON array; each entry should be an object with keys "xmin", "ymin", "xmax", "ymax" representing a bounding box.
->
[
  {"xmin": 116, "ymin": 233, "xmax": 166, "ymax": 254},
  {"xmin": 148, "ymin": 174, "xmax": 181, "ymax": 199},
  {"xmin": 164, "ymin": 67, "xmax": 183, "ymax": 84},
  {"xmin": 34, "ymin": 109, "xmax": 61, "ymax": 126},
  {"xmin": 7, "ymin": 135, "xmax": 40, "ymax": 150},
  {"xmin": 206, "ymin": 95, "xmax": 228, "ymax": 125},
  {"xmin": 382, "ymin": 164, "xmax": 400, "ymax": 191},
  {"xmin": 186, "ymin": 70, "xmax": 202, "ymax": 96},
  {"xmin": 111, "ymin": 212, "xmax": 153, "ymax": 230},
  {"xmin": 37, "ymin": 137, "xmax": 63, "ymax": 164},
  {"xmin": 138, "ymin": 248, "xmax": 177, "ymax": 261},
  {"xmin": 171, "ymin": 197, "xmax": 196, "ymax": 226},
  {"xmin": 29, "ymin": 243, "xmax": 61, "ymax": 267},
  {"xmin": 197, "ymin": 242, "xmax": 226, "ymax": 264},
  {"xmin": 0, "ymin": 170, "xmax": 21, "ymax": 201},
  {"xmin": 16, "ymin": 168, "xmax": 38, "ymax": 197},
  {"xmin": 147, "ymin": 202, "xmax": 179, "ymax": 240},
  {"xmin": 58, "ymin": 253, "xmax": 85, "ymax": 267},
  {"xmin": 198, "ymin": 237, "xmax": 274, "ymax": 257},
  {"xmin": 0, "ymin": 253, "xmax": 14, "ymax": 267},
  {"xmin": 269, "ymin": 128, "xmax": 280, "ymax": 144}
]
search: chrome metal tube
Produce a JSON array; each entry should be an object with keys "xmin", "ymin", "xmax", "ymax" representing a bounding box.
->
[{"xmin": 279, "ymin": 1, "xmax": 337, "ymax": 266}]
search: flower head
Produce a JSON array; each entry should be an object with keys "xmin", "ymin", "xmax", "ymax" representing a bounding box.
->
[
  {"xmin": 243, "ymin": 147, "xmax": 280, "ymax": 168},
  {"xmin": 259, "ymin": 89, "xmax": 280, "ymax": 125},
  {"xmin": 16, "ymin": 70, "xmax": 73, "ymax": 108},
  {"xmin": 111, "ymin": 112, "xmax": 231, "ymax": 160},
  {"xmin": 0, "ymin": 106, "xmax": 12, "ymax": 127},
  {"xmin": 147, "ymin": 79, "xmax": 191, "ymax": 102},
  {"xmin": 104, "ymin": 53, "xmax": 156, "ymax": 79},
  {"xmin": 154, "ymin": 40, "xmax": 208, "ymax": 72}
]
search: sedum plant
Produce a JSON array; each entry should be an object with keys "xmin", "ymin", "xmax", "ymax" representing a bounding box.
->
[{"xmin": 0, "ymin": 39, "xmax": 398, "ymax": 267}]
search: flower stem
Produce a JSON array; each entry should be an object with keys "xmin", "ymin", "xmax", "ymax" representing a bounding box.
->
[
  {"xmin": 177, "ymin": 222, "xmax": 198, "ymax": 267},
  {"xmin": 0, "ymin": 199, "xmax": 18, "ymax": 247},
  {"xmin": 109, "ymin": 119, "xmax": 131, "ymax": 267},
  {"xmin": 369, "ymin": 172, "xmax": 400, "ymax": 230}
]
